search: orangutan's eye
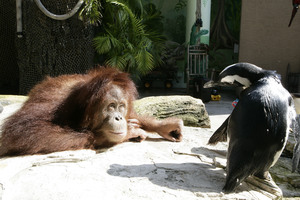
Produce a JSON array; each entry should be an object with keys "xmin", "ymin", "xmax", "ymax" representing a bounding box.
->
[
  {"xmin": 119, "ymin": 103, "xmax": 126, "ymax": 113},
  {"xmin": 108, "ymin": 103, "xmax": 116, "ymax": 111}
]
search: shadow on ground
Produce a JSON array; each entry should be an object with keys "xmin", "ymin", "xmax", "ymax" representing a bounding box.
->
[{"xmin": 107, "ymin": 162, "xmax": 225, "ymax": 193}]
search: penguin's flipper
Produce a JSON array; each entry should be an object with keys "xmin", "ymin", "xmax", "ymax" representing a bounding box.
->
[
  {"xmin": 292, "ymin": 115, "xmax": 300, "ymax": 172},
  {"xmin": 208, "ymin": 116, "xmax": 229, "ymax": 145}
]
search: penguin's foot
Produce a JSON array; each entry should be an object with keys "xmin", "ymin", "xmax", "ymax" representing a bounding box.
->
[
  {"xmin": 245, "ymin": 173, "xmax": 282, "ymax": 198},
  {"xmin": 254, "ymin": 171, "xmax": 270, "ymax": 180}
]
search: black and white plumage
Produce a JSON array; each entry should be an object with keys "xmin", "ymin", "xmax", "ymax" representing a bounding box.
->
[{"xmin": 206, "ymin": 63, "xmax": 299, "ymax": 193}]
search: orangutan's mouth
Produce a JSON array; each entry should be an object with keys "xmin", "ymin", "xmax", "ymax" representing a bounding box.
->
[{"xmin": 109, "ymin": 131, "xmax": 126, "ymax": 135}]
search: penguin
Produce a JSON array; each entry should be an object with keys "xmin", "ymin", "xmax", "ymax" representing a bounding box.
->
[{"xmin": 205, "ymin": 63, "xmax": 299, "ymax": 193}]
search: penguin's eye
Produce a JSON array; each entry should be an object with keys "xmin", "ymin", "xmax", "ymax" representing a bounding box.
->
[{"xmin": 288, "ymin": 96, "xmax": 292, "ymax": 106}]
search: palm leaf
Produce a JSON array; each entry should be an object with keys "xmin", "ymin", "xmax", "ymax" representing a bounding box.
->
[
  {"xmin": 105, "ymin": 55, "xmax": 127, "ymax": 70},
  {"xmin": 93, "ymin": 36, "xmax": 112, "ymax": 54},
  {"xmin": 94, "ymin": 31, "xmax": 124, "ymax": 54},
  {"xmin": 86, "ymin": 0, "xmax": 166, "ymax": 76},
  {"xmin": 107, "ymin": 0, "xmax": 145, "ymax": 37},
  {"xmin": 121, "ymin": 52, "xmax": 136, "ymax": 72},
  {"xmin": 135, "ymin": 48, "xmax": 154, "ymax": 75},
  {"xmin": 123, "ymin": 39, "xmax": 134, "ymax": 51},
  {"xmin": 79, "ymin": 0, "xmax": 102, "ymax": 25}
]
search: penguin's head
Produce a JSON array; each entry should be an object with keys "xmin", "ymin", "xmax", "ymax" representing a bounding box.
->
[
  {"xmin": 218, "ymin": 63, "xmax": 264, "ymax": 87},
  {"xmin": 204, "ymin": 63, "xmax": 278, "ymax": 88}
]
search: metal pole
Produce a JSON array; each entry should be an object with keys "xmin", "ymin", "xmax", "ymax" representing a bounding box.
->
[{"xmin": 16, "ymin": 0, "xmax": 23, "ymax": 38}]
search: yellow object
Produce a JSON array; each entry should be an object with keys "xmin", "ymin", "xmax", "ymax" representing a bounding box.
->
[
  {"xmin": 144, "ymin": 82, "xmax": 151, "ymax": 88},
  {"xmin": 211, "ymin": 95, "xmax": 221, "ymax": 101},
  {"xmin": 165, "ymin": 82, "xmax": 172, "ymax": 88}
]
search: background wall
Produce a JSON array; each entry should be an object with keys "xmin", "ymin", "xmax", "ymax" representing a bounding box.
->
[
  {"xmin": 150, "ymin": 0, "xmax": 186, "ymax": 44},
  {"xmin": 208, "ymin": 0, "xmax": 241, "ymax": 72},
  {"xmin": 239, "ymin": 0, "xmax": 300, "ymax": 86}
]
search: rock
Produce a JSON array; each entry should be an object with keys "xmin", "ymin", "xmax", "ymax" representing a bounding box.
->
[
  {"xmin": 134, "ymin": 96, "xmax": 211, "ymax": 128},
  {"xmin": 0, "ymin": 127, "xmax": 284, "ymax": 200},
  {"xmin": 293, "ymin": 95, "xmax": 300, "ymax": 114},
  {"xmin": 285, "ymin": 132, "xmax": 297, "ymax": 156},
  {"xmin": 0, "ymin": 95, "xmax": 28, "ymax": 106},
  {"xmin": 269, "ymin": 157, "xmax": 300, "ymax": 197},
  {"xmin": 0, "ymin": 95, "xmax": 299, "ymax": 199},
  {"xmin": 0, "ymin": 95, "xmax": 26, "ymax": 128}
]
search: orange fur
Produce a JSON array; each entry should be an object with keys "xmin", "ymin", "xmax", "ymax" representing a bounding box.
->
[{"xmin": 0, "ymin": 67, "xmax": 183, "ymax": 156}]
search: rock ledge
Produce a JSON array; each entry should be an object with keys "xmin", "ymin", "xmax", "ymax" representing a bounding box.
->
[{"xmin": 134, "ymin": 95, "xmax": 210, "ymax": 128}]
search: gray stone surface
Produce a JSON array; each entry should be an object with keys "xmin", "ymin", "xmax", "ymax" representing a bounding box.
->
[
  {"xmin": 0, "ymin": 128, "xmax": 282, "ymax": 200},
  {"xmin": 134, "ymin": 96, "xmax": 211, "ymax": 128},
  {"xmin": 0, "ymin": 95, "xmax": 28, "ymax": 106},
  {"xmin": 0, "ymin": 95, "xmax": 299, "ymax": 199}
]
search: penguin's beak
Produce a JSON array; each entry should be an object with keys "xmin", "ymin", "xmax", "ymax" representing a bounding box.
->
[{"xmin": 203, "ymin": 80, "xmax": 218, "ymax": 88}]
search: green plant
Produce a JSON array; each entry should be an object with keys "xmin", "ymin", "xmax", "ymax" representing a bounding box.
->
[
  {"xmin": 80, "ymin": 0, "xmax": 166, "ymax": 76},
  {"xmin": 79, "ymin": 0, "xmax": 103, "ymax": 24}
]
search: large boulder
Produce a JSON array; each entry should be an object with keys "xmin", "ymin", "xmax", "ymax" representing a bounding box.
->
[
  {"xmin": 270, "ymin": 157, "xmax": 300, "ymax": 197},
  {"xmin": 0, "ymin": 127, "xmax": 286, "ymax": 200},
  {"xmin": 134, "ymin": 96, "xmax": 211, "ymax": 128}
]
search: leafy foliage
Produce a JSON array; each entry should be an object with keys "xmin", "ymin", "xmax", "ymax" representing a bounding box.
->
[
  {"xmin": 80, "ymin": 0, "xmax": 166, "ymax": 76},
  {"xmin": 79, "ymin": 0, "xmax": 102, "ymax": 25}
]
